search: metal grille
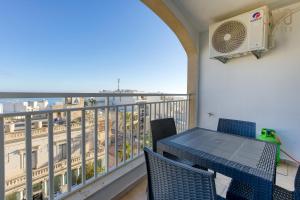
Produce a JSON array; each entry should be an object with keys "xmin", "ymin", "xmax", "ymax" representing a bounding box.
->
[{"xmin": 212, "ymin": 20, "xmax": 246, "ymax": 53}]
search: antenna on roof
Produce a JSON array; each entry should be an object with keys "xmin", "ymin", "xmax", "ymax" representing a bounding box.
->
[{"xmin": 117, "ymin": 78, "xmax": 120, "ymax": 92}]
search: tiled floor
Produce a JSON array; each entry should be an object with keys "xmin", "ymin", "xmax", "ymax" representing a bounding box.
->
[{"xmin": 119, "ymin": 161, "xmax": 298, "ymax": 200}]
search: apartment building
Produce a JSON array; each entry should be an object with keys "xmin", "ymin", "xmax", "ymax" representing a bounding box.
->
[
  {"xmin": 5, "ymin": 114, "xmax": 110, "ymax": 200},
  {"xmin": 3, "ymin": 98, "xmax": 110, "ymax": 200}
]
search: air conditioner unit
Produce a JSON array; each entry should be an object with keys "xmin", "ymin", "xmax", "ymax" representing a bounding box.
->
[{"xmin": 209, "ymin": 6, "xmax": 270, "ymax": 63}]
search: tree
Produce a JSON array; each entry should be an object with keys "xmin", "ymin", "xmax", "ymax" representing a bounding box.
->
[
  {"xmin": 76, "ymin": 161, "xmax": 105, "ymax": 183},
  {"xmin": 118, "ymin": 142, "xmax": 132, "ymax": 162}
]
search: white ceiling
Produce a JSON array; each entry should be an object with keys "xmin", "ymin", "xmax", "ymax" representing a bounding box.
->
[{"xmin": 173, "ymin": 0, "xmax": 300, "ymax": 32}]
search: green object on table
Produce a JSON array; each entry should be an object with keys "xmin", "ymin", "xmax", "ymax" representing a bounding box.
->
[{"xmin": 257, "ymin": 128, "xmax": 281, "ymax": 165}]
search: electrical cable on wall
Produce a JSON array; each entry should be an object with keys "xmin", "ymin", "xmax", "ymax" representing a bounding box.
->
[
  {"xmin": 269, "ymin": 5, "xmax": 300, "ymax": 165},
  {"xmin": 280, "ymin": 149, "xmax": 300, "ymax": 165}
]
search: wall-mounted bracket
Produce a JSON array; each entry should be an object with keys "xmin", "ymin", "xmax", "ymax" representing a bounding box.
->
[
  {"xmin": 251, "ymin": 50, "xmax": 262, "ymax": 59},
  {"xmin": 215, "ymin": 56, "xmax": 229, "ymax": 64}
]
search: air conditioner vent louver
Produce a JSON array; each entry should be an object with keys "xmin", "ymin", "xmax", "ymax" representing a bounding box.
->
[{"xmin": 212, "ymin": 20, "xmax": 247, "ymax": 53}]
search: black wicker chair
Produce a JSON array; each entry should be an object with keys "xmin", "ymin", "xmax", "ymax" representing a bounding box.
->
[
  {"xmin": 144, "ymin": 147, "xmax": 225, "ymax": 200},
  {"xmin": 150, "ymin": 118, "xmax": 177, "ymax": 153},
  {"xmin": 216, "ymin": 118, "xmax": 256, "ymax": 178},
  {"xmin": 217, "ymin": 118, "xmax": 256, "ymax": 139},
  {"xmin": 226, "ymin": 166, "xmax": 300, "ymax": 200},
  {"xmin": 150, "ymin": 118, "xmax": 207, "ymax": 170}
]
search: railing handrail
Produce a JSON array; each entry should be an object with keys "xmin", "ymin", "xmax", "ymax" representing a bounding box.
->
[
  {"xmin": 0, "ymin": 92, "xmax": 190, "ymax": 98},
  {"xmin": 0, "ymin": 99, "xmax": 188, "ymax": 117}
]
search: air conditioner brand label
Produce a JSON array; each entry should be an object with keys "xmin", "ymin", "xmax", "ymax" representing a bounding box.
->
[{"xmin": 250, "ymin": 11, "xmax": 262, "ymax": 22}]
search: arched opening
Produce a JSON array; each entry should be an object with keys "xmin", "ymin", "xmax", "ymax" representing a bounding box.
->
[{"xmin": 142, "ymin": 0, "xmax": 199, "ymax": 127}]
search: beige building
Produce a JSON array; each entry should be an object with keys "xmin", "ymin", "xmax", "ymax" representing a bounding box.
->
[{"xmin": 4, "ymin": 103, "xmax": 111, "ymax": 199}]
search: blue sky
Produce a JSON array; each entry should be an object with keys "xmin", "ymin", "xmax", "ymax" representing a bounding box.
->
[{"xmin": 0, "ymin": 0, "xmax": 187, "ymax": 93}]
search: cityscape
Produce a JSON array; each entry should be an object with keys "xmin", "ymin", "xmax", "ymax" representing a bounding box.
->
[{"xmin": 1, "ymin": 91, "xmax": 188, "ymax": 200}]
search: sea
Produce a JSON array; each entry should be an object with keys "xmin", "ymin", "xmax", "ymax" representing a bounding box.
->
[{"xmin": 0, "ymin": 98, "xmax": 64, "ymax": 106}]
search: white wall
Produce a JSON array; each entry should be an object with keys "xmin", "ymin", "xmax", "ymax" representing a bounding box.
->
[{"xmin": 198, "ymin": 3, "xmax": 300, "ymax": 160}]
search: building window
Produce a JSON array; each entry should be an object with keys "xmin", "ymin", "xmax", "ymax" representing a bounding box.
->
[
  {"xmin": 22, "ymin": 151, "xmax": 38, "ymax": 170},
  {"xmin": 32, "ymin": 151, "xmax": 37, "ymax": 169},
  {"xmin": 58, "ymin": 143, "xmax": 67, "ymax": 161}
]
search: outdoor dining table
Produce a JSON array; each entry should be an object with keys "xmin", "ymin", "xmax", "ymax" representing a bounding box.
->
[{"xmin": 157, "ymin": 127, "xmax": 277, "ymax": 200}]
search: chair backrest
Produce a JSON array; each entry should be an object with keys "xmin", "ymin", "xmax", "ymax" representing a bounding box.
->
[
  {"xmin": 150, "ymin": 118, "xmax": 177, "ymax": 152},
  {"xmin": 144, "ymin": 147, "xmax": 218, "ymax": 200},
  {"xmin": 217, "ymin": 118, "xmax": 256, "ymax": 138},
  {"xmin": 295, "ymin": 166, "xmax": 300, "ymax": 200}
]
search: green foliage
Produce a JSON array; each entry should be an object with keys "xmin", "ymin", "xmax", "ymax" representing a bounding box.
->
[
  {"xmin": 72, "ymin": 169, "xmax": 78, "ymax": 185},
  {"xmin": 54, "ymin": 175, "xmax": 62, "ymax": 193},
  {"xmin": 119, "ymin": 111, "xmax": 139, "ymax": 131},
  {"xmin": 118, "ymin": 142, "xmax": 132, "ymax": 162},
  {"xmin": 75, "ymin": 160, "xmax": 105, "ymax": 184},
  {"xmin": 85, "ymin": 162, "xmax": 94, "ymax": 180},
  {"xmin": 32, "ymin": 182, "xmax": 43, "ymax": 193},
  {"xmin": 5, "ymin": 192, "xmax": 19, "ymax": 200}
]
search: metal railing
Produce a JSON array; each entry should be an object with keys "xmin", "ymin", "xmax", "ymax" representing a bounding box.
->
[{"xmin": 0, "ymin": 92, "xmax": 190, "ymax": 200}]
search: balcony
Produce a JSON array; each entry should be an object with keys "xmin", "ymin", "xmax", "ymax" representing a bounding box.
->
[
  {"xmin": 1, "ymin": 0, "xmax": 300, "ymax": 199},
  {"xmin": 2, "ymin": 92, "xmax": 298, "ymax": 200}
]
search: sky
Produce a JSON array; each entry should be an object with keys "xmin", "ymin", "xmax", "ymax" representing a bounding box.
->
[{"xmin": 0, "ymin": 0, "xmax": 187, "ymax": 94}]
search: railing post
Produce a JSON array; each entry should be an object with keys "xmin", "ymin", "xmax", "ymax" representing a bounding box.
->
[
  {"xmin": 94, "ymin": 109, "xmax": 98, "ymax": 177},
  {"xmin": 130, "ymin": 105, "xmax": 134, "ymax": 159},
  {"xmin": 25, "ymin": 114, "xmax": 32, "ymax": 200},
  {"xmin": 105, "ymin": 97, "xmax": 110, "ymax": 172},
  {"xmin": 180, "ymin": 101, "xmax": 184, "ymax": 132},
  {"xmin": 47, "ymin": 113, "xmax": 54, "ymax": 200},
  {"xmin": 154, "ymin": 103, "xmax": 157, "ymax": 120},
  {"xmin": 148, "ymin": 104, "xmax": 152, "ymax": 148},
  {"xmin": 66, "ymin": 111, "xmax": 72, "ymax": 192},
  {"xmin": 163, "ymin": 96, "xmax": 166, "ymax": 118},
  {"xmin": 0, "ymin": 117, "xmax": 5, "ymax": 200},
  {"xmin": 178, "ymin": 101, "xmax": 181, "ymax": 132},
  {"xmin": 149, "ymin": 103, "xmax": 152, "ymax": 121},
  {"xmin": 174, "ymin": 101, "xmax": 177, "ymax": 130},
  {"xmin": 166, "ymin": 101, "xmax": 169, "ymax": 118},
  {"xmin": 185, "ymin": 99, "xmax": 188, "ymax": 131},
  {"xmin": 158, "ymin": 102, "xmax": 161, "ymax": 119},
  {"xmin": 177, "ymin": 101, "xmax": 180, "ymax": 132},
  {"xmin": 81, "ymin": 110, "xmax": 86, "ymax": 184},
  {"xmin": 143, "ymin": 104, "xmax": 146, "ymax": 149},
  {"xmin": 172, "ymin": 102, "xmax": 175, "ymax": 119},
  {"xmin": 187, "ymin": 95, "xmax": 190, "ymax": 129},
  {"xmin": 123, "ymin": 106, "xmax": 126, "ymax": 163},
  {"xmin": 115, "ymin": 106, "xmax": 119, "ymax": 167},
  {"xmin": 137, "ymin": 104, "xmax": 141, "ymax": 155}
]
